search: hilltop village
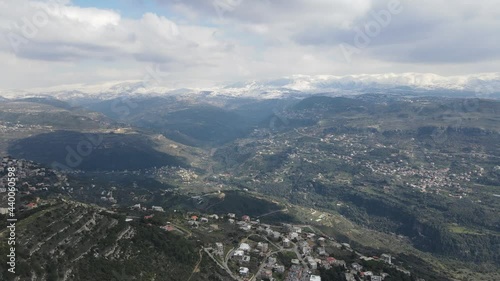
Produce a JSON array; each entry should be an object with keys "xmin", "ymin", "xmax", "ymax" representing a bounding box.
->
[{"xmin": 135, "ymin": 204, "xmax": 419, "ymax": 281}]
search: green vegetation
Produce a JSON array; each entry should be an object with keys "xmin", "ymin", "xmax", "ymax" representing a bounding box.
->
[{"xmin": 1, "ymin": 94, "xmax": 499, "ymax": 280}]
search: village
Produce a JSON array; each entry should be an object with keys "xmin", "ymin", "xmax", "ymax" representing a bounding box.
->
[
  {"xmin": 134, "ymin": 202, "xmax": 416, "ymax": 281},
  {"xmin": 0, "ymin": 156, "xmax": 69, "ymax": 214},
  {"xmin": 237, "ymin": 126, "xmax": 484, "ymax": 199}
]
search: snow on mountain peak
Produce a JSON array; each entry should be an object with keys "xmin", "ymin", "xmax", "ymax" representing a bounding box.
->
[{"xmin": 1, "ymin": 73, "xmax": 499, "ymax": 100}]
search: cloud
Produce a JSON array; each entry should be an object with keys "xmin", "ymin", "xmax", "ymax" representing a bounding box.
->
[
  {"xmin": 291, "ymin": 0, "xmax": 500, "ymax": 64},
  {"xmin": 0, "ymin": 0, "xmax": 499, "ymax": 89}
]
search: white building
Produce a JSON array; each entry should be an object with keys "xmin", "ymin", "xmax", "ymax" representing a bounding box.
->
[
  {"xmin": 307, "ymin": 256, "xmax": 317, "ymax": 270},
  {"xmin": 233, "ymin": 250, "xmax": 244, "ymax": 260},
  {"xmin": 257, "ymin": 242, "xmax": 269, "ymax": 252},
  {"xmin": 239, "ymin": 267, "xmax": 249, "ymax": 276},
  {"xmin": 151, "ymin": 206, "xmax": 164, "ymax": 212},
  {"xmin": 240, "ymin": 224, "xmax": 252, "ymax": 231},
  {"xmin": 317, "ymin": 247, "xmax": 327, "ymax": 256},
  {"xmin": 215, "ymin": 243, "xmax": 224, "ymax": 257},
  {"xmin": 239, "ymin": 243, "xmax": 251, "ymax": 252},
  {"xmin": 283, "ymin": 238, "xmax": 291, "ymax": 248},
  {"xmin": 381, "ymin": 253, "xmax": 392, "ymax": 264}
]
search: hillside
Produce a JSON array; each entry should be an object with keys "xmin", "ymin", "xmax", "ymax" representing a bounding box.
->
[
  {"xmin": 213, "ymin": 96, "xmax": 500, "ymax": 271},
  {"xmin": 0, "ymin": 99, "xmax": 209, "ymax": 171},
  {"xmin": 0, "ymin": 200, "xmax": 232, "ymax": 281},
  {"xmin": 84, "ymin": 97, "xmax": 286, "ymax": 147},
  {"xmin": 1, "ymin": 94, "xmax": 499, "ymax": 280}
]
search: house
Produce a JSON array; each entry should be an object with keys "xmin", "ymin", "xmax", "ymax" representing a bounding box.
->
[
  {"xmin": 351, "ymin": 263, "xmax": 363, "ymax": 271},
  {"xmin": 381, "ymin": 253, "xmax": 392, "ymax": 264},
  {"xmin": 144, "ymin": 214, "xmax": 154, "ymax": 220},
  {"xmin": 26, "ymin": 202, "xmax": 37, "ymax": 209},
  {"xmin": 310, "ymin": 275, "xmax": 321, "ymax": 281},
  {"xmin": 227, "ymin": 213, "xmax": 236, "ymax": 218},
  {"xmin": 282, "ymin": 238, "xmax": 291, "ymax": 248},
  {"xmin": 317, "ymin": 247, "xmax": 327, "ymax": 256},
  {"xmin": 274, "ymin": 264, "xmax": 285, "ymax": 273},
  {"xmin": 239, "ymin": 243, "xmax": 251, "ymax": 252},
  {"xmin": 341, "ymin": 243, "xmax": 351, "ymax": 249},
  {"xmin": 317, "ymin": 237, "xmax": 326, "ymax": 246},
  {"xmin": 257, "ymin": 242, "xmax": 269, "ymax": 252},
  {"xmin": 307, "ymin": 256, "xmax": 317, "ymax": 270},
  {"xmin": 240, "ymin": 224, "xmax": 252, "ymax": 231},
  {"xmin": 289, "ymin": 232, "xmax": 300, "ymax": 240},
  {"xmin": 371, "ymin": 276, "xmax": 382, "ymax": 281},
  {"xmin": 261, "ymin": 269, "xmax": 272, "ymax": 279},
  {"xmin": 161, "ymin": 225, "xmax": 174, "ymax": 232},
  {"xmin": 239, "ymin": 267, "xmax": 249, "ymax": 276},
  {"xmin": 190, "ymin": 215, "xmax": 199, "ymax": 221},
  {"xmin": 152, "ymin": 206, "xmax": 164, "ymax": 212},
  {"xmin": 301, "ymin": 245, "xmax": 311, "ymax": 255},
  {"xmin": 209, "ymin": 214, "xmax": 219, "ymax": 220},
  {"xmin": 233, "ymin": 250, "xmax": 244, "ymax": 260},
  {"xmin": 306, "ymin": 233, "xmax": 316, "ymax": 239},
  {"xmin": 326, "ymin": 257, "xmax": 336, "ymax": 264},
  {"xmin": 362, "ymin": 271, "xmax": 373, "ymax": 277},
  {"xmin": 200, "ymin": 217, "xmax": 209, "ymax": 223},
  {"xmin": 241, "ymin": 215, "xmax": 250, "ymax": 222},
  {"xmin": 215, "ymin": 243, "xmax": 224, "ymax": 256}
]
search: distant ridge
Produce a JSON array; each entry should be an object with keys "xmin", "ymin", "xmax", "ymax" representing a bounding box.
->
[{"xmin": 1, "ymin": 72, "xmax": 499, "ymax": 100}]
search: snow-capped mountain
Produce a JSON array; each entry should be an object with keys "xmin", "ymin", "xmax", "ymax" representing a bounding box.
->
[
  {"xmin": 1, "ymin": 73, "xmax": 499, "ymax": 101},
  {"xmin": 223, "ymin": 73, "xmax": 500, "ymax": 96}
]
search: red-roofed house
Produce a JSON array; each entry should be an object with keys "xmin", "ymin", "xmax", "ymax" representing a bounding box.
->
[{"xmin": 26, "ymin": 202, "xmax": 37, "ymax": 209}]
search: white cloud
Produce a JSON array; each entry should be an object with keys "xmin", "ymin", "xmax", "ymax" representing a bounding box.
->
[{"xmin": 0, "ymin": 0, "xmax": 499, "ymax": 89}]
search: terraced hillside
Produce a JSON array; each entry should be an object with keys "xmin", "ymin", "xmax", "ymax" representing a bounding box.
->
[{"xmin": 0, "ymin": 201, "xmax": 231, "ymax": 281}]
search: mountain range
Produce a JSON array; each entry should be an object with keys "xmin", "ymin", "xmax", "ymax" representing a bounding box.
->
[{"xmin": 1, "ymin": 72, "xmax": 499, "ymax": 101}]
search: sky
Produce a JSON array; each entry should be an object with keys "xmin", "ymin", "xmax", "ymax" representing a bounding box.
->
[{"xmin": 0, "ymin": 0, "xmax": 499, "ymax": 89}]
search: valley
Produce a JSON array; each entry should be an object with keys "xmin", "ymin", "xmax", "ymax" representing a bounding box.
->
[{"xmin": 0, "ymin": 93, "xmax": 499, "ymax": 281}]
